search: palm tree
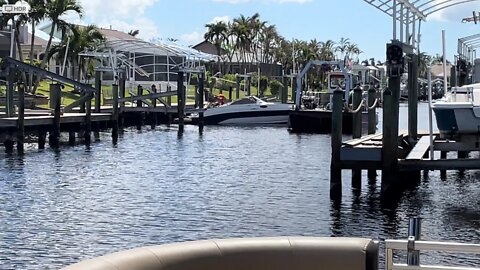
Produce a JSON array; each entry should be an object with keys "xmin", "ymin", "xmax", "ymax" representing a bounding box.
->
[
  {"xmin": 418, "ymin": 52, "xmax": 432, "ymax": 78},
  {"xmin": 40, "ymin": 0, "xmax": 83, "ymax": 70},
  {"xmin": 204, "ymin": 21, "xmax": 228, "ymax": 73},
  {"xmin": 232, "ymin": 14, "xmax": 252, "ymax": 64},
  {"xmin": 335, "ymin": 37, "xmax": 350, "ymax": 60},
  {"xmin": 318, "ymin": 40, "xmax": 336, "ymax": 61},
  {"xmin": 128, "ymin": 29, "xmax": 139, "ymax": 37},
  {"xmin": 259, "ymin": 24, "xmax": 278, "ymax": 64},
  {"xmin": 48, "ymin": 25, "xmax": 105, "ymax": 82},
  {"xmin": 31, "ymin": 0, "xmax": 82, "ymax": 93},
  {"xmin": 346, "ymin": 43, "xmax": 362, "ymax": 62},
  {"xmin": 19, "ymin": 0, "xmax": 46, "ymax": 92}
]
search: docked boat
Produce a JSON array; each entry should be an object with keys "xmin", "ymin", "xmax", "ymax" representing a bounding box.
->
[
  {"xmin": 191, "ymin": 96, "xmax": 292, "ymax": 125},
  {"xmin": 432, "ymin": 83, "xmax": 480, "ymax": 137}
]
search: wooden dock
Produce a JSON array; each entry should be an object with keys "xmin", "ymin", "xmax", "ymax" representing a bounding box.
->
[{"xmin": 0, "ymin": 57, "xmax": 207, "ymax": 153}]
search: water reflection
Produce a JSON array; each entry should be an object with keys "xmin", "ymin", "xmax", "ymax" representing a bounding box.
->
[{"xmin": 0, "ymin": 104, "xmax": 479, "ymax": 269}]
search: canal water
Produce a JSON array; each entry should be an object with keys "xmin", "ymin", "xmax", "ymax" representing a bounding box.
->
[{"xmin": 1, "ymin": 103, "xmax": 479, "ymax": 269}]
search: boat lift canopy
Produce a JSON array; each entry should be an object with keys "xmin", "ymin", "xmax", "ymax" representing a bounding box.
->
[{"xmin": 363, "ymin": 0, "xmax": 480, "ymax": 53}]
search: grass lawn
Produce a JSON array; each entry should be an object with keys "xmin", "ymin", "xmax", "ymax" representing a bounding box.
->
[{"xmin": 5, "ymin": 81, "xmax": 295, "ymax": 109}]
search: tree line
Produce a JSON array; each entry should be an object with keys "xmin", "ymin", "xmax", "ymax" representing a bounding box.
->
[{"xmin": 204, "ymin": 13, "xmax": 363, "ymax": 74}]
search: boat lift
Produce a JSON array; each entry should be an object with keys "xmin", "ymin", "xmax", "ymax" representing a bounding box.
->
[{"xmin": 294, "ymin": 60, "xmax": 351, "ymax": 110}]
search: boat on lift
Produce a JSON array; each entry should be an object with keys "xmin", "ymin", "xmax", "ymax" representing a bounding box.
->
[
  {"xmin": 432, "ymin": 83, "xmax": 480, "ymax": 137},
  {"xmin": 191, "ymin": 96, "xmax": 292, "ymax": 126}
]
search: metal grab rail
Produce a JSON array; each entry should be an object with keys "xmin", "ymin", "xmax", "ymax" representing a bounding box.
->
[{"xmin": 386, "ymin": 239, "xmax": 480, "ymax": 270}]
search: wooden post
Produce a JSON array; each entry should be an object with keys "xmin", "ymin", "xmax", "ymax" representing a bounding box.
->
[
  {"xmin": 68, "ymin": 130, "xmax": 75, "ymax": 146},
  {"xmin": 381, "ymin": 81, "xmax": 400, "ymax": 194},
  {"xmin": 450, "ymin": 66, "xmax": 457, "ymax": 87},
  {"xmin": 236, "ymin": 75, "xmax": 241, "ymax": 99},
  {"xmin": 6, "ymin": 67, "xmax": 15, "ymax": 117},
  {"xmin": 38, "ymin": 129, "xmax": 46, "ymax": 149},
  {"xmin": 85, "ymin": 92, "xmax": 92, "ymax": 144},
  {"xmin": 177, "ymin": 71, "xmax": 185, "ymax": 132},
  {"xmin": 16, "ymin": 83, "xmax": 25, "ymax": 153},
  {"xmin": 246, "ymin": 76, "xmax": 251, "ymax": 96},
  {"xmin": 112, "ymin": 84, "xmax": 119, "ymax": 144},
  {"xmin": 352, "ymin": 85, "xmax": 363, "ymax": 190},
  {"xmin": 49, "ymin": 83, "xmax": 61, "ymax": 147},
  {"xmin": 330, "ymin": 89, "xmax": 344, "ymax": 199},
  {"xmin": 119, "ymin": 73, "xmax": 126, "ymax": 129},
  {"xmin": 137, "ymin": 85, "xmax": 143, "ymax": 108},
  {"xmin": 137, "ymin": 85, "xmax": 143, "ymax": 130},
  {"xmin": 408, "ymin": 54, "xmax": 418, "ymax": 139},
  {"xmin": 198, "ymin": 71, "xmax": 205, "ymax": 131},
  {"xmin": 151, "ymin": 84, "xmax": 157, "ymax": 129},
  {"xmin": 292, "ymin": 76, "xmax": 297, "ymax": 103},
  {"xmin": 94, "ymin": 70, "xmax": 101, "ymax": 113},
  {"xmin": 440, "ymin": 151, "xmax": 447, "ymax": 178},
  {"xmin": 281, "ymin": 76, "xmax": 288, "ymax": 103},
  {"xmin": 167, "ymin": 85, "xmax": 173, "ymax": 125},
  {"xmin": 367, "ymin": 85, "xmax": 377, "ymax": 180},
  {"xmin": 79, "ymin": 90, "xmax": 86, "ymax": 113}
]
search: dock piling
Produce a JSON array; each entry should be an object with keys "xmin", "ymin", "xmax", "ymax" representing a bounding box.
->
[
  {"xmin": 408, "ymin": 54, "xmax": 419, "ymax": 139},
  {"xmin": 136, "ymin": 85, "xmax": 143, "ymax": 130},
  {"xmin": 330, "ymin": 89, "xmax": 344, "ymax": 199},
  {"xmin": 198, "ymin": 71, "xmax": 205, "ymax": 131},
  {"xmin": 236, "ymin": 75, "xmax": 241, "ymax": 99},
  {"xmin": 177, "ymin": 71, "xmax": 185, "ymax": 133},
  {"xmin": 85, "ymin": 92, "xmax": 92, "ymax": 144},
  {"xmin": 49, "ymin": 83, "xmax": 61, "ymax": 147},
  {"xmin": 16, "ymin": 83, "xmax": 25, "ymax": 154},
  {"xmin": 119, "ymin": 73, "xmax": 126, "ymax": 130},
  {"xmin": 440, "ymin": 151, "xmax": 447, "ymax": 178},
  {"xmin": 94, "ymin": 70, "xmax": 101, "ymax": 113},
  {"xmin": 228, "ymin": 86, "xmax": 232, "ymax": 101},
  {"xmin": 38, "ymin": 129, "xmax": 46, "ymax": 149},
  {"xmin": 367, "ymin": 86, "xmax": 377, "ymax": 180},
  {"xmin": 68, "ymin": 131, "xmax": 75, "ymax": 146},
  {"xmin": 112, "ymin": 84, "xmax": 119, "ymax": 143},
  {"xmin": 150, "ymin": 84, "xmax": 157, "ymax": 129},
  {"xmin": 352, "ymin": 85, "xmax": 363, "ymax": 189},
  {"xmin": 246, "ymin": 76, "xmax": 251, "ymax": 96},
  {"xmin": 281, "ymin": 76, "xmax": 288, "ymax": 104},
  {"xmin": 6, "ymin": 67, "xmax": 15, "ymax": 117}
]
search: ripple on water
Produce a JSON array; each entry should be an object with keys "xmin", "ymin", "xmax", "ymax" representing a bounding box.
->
[{"xmin": 0, "ymin": 112, "xmax": 479, "ymax": 269}]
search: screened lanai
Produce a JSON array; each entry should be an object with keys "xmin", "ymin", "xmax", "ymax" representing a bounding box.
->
[{"xmin": 81, "ymin": 38, "xmax": 215, "ymax": 90}]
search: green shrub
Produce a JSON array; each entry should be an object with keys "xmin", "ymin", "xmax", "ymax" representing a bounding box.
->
[{"xmin": 269, "ymin": 79, "xmax": 282, "ymax": 96}]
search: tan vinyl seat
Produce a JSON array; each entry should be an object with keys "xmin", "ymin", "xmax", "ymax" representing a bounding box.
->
[{"xmin": 62, "ymin": 237, "xmax": 378, "ymax": 270}]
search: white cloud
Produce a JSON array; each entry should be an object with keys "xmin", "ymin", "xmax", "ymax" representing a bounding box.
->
[
  {"xmin": 211, "ymin": 16, "xmax": 231, "ymax": 24},
  {"xmin": 428, "ymin": 1, "xmax": 479, "ymax": 22},
  {"xmin": 78, "ymin": 0, "xmax": 157, "ymax": 20},
  {"xmin": 180, "ymin": 31, "xmax": 204, "ymax": 45},
  {"xmin": 211, "ymin": 0, "xmax": 311, "ymax": 3}
]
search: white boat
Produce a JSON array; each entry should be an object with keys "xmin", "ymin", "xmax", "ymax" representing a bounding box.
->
[
  {"xmin": 432, "ymin": 83, "xmax": 480, "ymax": 136},
  {"xmin": 191, "ymin": 96, "xmax": 292, "ymax": 125}
]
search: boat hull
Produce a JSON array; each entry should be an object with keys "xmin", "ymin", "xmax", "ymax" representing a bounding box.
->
[
  {"xmin": 201, "ymin": 110, "xmax": 290, "ymax": 125},
  {"xmin": 433, "ymin": 103, "xmax": 480, "ymax": 136}
]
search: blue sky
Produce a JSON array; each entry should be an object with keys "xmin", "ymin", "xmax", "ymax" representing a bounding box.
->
[{"xmin": 63, "ymin": 0, "xmax": 480, "ymax": 62}]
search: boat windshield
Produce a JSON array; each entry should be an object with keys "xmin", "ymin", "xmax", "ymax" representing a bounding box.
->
[{"xmin": 230, "ymin": 97, "xmax": 258, "ymax": 105}]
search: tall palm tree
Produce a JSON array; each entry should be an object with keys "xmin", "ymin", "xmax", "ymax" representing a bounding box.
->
[
  {"xmin": 232, "ymin": 14, "xmax": 251, "ymax": 64},
  {"xmin": 40, "ymin": 0, "xmax": 83, "ymax": 70},
  {"xmin": 346, "ymin": 43, "xmax": 362, "ymax": 62},
  {"xmin": 31, "ymin": 0, "xmax": 82, "ymax": 93},
  {"xmin": 318, "ymin": 40, "xmax": 336, "ymax": 61},
  {"xmin": 204, "ymin": 21, "xmax": 228, "ymax": 73},
  {"xmin": 48, "ymin": 25, "xmax": 105, "ymax": 82},
  {"xmin": 18, "ymin": 0, "xmax": 46, "ymax": 92},
  {"xmin": 335, "ymin": 37, "xmax": 350, "ymax": 60}
]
